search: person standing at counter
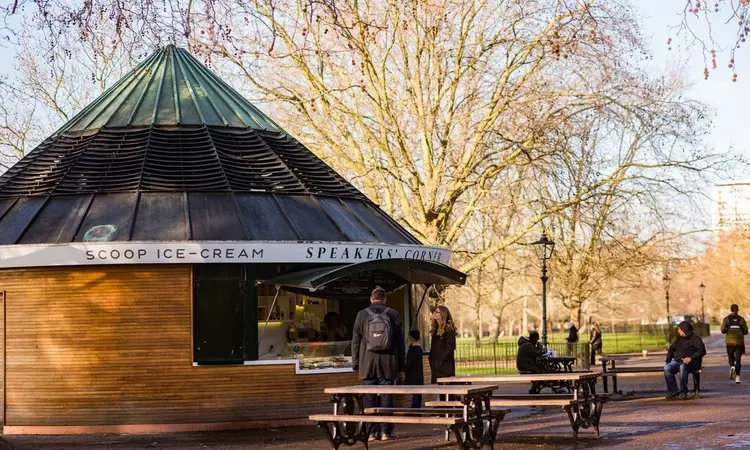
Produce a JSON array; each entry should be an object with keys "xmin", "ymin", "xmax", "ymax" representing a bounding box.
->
[
  {"xmin": 323, "ymin": 311, "xmax": 348, "ymax": 342},
  {"xmin": 352, "ymin": 287, "xmax": 405, "ymax": 442},
  {"xmin": 429, "ymin": 306, "xmax": 456, "ymax": 395}
]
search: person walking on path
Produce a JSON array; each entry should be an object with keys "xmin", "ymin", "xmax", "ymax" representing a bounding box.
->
[
  {"xmin": 404, "ymin": 330, "xmax": 424, "ymax": 408},
  {"xmin": 721, "ymin": 304, "xmax": 748, "ymax": 384},
  {"xmin": 566, "ymin": 321, "xmax": 579, "ymax": 357},
  {"xmin": 590, "ymin": 322, "xmax": 603, "ymax": 365},
  {"xmin": 351, "ymin": 287, "xmax": 405, "ymax": 442},
  {"xmin": 428, "ymin": 306, "xmax": 456, "ymax": 398},
  {"xmin": 664, "ymin": 321, "xmax": 706, "ymax": 400}
]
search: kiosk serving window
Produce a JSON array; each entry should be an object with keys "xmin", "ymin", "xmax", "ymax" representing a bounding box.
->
[
  {"xmin": 193, "ymin": 264, "xmax": 412, "ymax": 372},
  {"xmin": 256, "ymin": 284, "xmax": 357, "ymax": 371}
]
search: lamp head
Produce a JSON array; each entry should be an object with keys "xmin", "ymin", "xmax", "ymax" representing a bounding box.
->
[{"xmin": 532, "ymin": 233, "xmax": 555, "ymax": 263}]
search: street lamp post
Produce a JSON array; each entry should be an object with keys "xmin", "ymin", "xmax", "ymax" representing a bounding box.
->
[
  {"xmin": 663, "ymin": 274, "xmax": 671, "ymax": 327},
  {"xmin": 699, "ymin": 282, "xmax": 706, "ymax": 323},
  {"xmin": 533, "ymin": 233, "xmax": 555, "ymax": 348}
]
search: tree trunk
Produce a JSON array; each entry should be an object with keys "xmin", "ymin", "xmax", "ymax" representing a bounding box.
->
[{"xmin": 474, "ymin": 303, "xmax": 482, "ymax": 348}]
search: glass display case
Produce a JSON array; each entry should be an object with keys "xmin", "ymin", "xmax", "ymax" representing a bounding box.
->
[{"xmin": 280, "ymin": 341, "xmax": 353, "ymax": 372}]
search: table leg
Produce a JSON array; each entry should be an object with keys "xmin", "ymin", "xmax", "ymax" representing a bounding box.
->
[
  {"xmin": 613, "ymin": 375, "xmax": 618, "ymax": 394},
  {"xmin": 324, "ymin": 394, "xmax": 368, "ymax": 448},
  {"xmin": 452, "ymin": 392, "xmax": 499, "ymax": 450},
  {"xmin": 563, "ymin": 379, "xmax": 604, "ymax": 440}
]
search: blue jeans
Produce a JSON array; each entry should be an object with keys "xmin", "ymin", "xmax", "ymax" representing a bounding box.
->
[
  {"xmin": 664, "ymin": 360, "xmax": 700, "ymax": 395},
  {"xmin": 410, "ymin": 394, "xmax": 422, "ymax": 408},
  {"xmin": 363, "ymin": 378, "xmax": 396, "ymax": 435}
]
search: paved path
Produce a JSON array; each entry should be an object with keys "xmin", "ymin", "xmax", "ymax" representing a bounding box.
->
[{"xmin": 3, "ymin": 333, "xmax": 749, "ymax": 450}]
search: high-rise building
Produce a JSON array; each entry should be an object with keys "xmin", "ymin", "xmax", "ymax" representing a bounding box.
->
[{"xmin": 713, "ymin": 182, "xmax": 750, "ymax": 234}]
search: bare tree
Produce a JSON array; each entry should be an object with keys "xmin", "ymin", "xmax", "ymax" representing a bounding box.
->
[
  {"xmin": 539, "ymin": 66, "xmax": 729, "ymax": 323},
  {"xmin": 670, "ymin": 0, "xmax": 750, "ymax": 80},
  {"xmin": 1, "ymin": 0, "xmax": 688, "ymax": 274}
]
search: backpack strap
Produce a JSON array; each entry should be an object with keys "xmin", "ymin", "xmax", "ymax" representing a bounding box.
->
[{"xmin": 366, "ymin": 305, "xmax": 391, "ymax": 315}]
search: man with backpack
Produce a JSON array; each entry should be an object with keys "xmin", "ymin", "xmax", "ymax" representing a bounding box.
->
[
  {"xmin": 351, "ymin": 286, "xmax": 405, "ymax": 442},
  {"xmin": 721, "ymin": 304, "xmax": 748, "ymax": 384}
]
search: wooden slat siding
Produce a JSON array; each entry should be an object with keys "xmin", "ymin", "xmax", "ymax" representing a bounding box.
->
[
  {"xmin": 0, "ymin": 266, "xmax": 365, "ymax": 426},
  {"xmin": 1, "ymin": 290, "xmax": 5, "ymax": 425}
]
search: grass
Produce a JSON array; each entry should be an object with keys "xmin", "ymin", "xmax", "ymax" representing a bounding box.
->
[
  {"xmin": 600, "ymin": 333, "xmax": 667, "ymax": 354},
  {"xmin": 456, "ymin": 331, "xmax": 668, "ymax": 355},
  {"xmin": 455, "ymin": 367, "xmax": 517, "ymax": 376}
]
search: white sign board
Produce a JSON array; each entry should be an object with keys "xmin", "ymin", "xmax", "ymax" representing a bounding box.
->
[{"xmin": 0, "ymin": 241, "xmax": 453, "ymax": 269}]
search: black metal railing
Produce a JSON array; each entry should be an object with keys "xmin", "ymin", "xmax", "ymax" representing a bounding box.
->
[{"xmin": 454, "ymin": 341, "xmax": 591, "ymax": 376}]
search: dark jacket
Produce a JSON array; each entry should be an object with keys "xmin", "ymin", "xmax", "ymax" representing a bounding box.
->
[
  {"xmin": 429, "ymin": 329, "xmax": 456, "ymax": 383},
  {"xmin": 590, "ymin": 329, "xmax": 602, "ymax": 350},
  {"xmin": 666, "ymin": 321, "xmax": 707, "ymax": 364},
  {"xmin": 721, "ymin": 313, "xmax": 748, "ymax": 347},
  {"xmin": 516, "ymin": 336, "xmax": 545, "ymax": 373},
  {"xmin": 351, "ymin": 303, "xmax": 405, "ymax": 380},
  {"xmin": 566, "ymin": 325, "xmax": 579, "ymax": 343},
  {"xmin": 404, "ymin": 345, "xmax": 424, "ymax": 385}
]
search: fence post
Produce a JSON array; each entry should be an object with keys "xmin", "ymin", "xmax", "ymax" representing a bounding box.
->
[
  {"xmin": 493, "ymin": 342, "xmax": 498, "ymax": 375},
  {"xmin": 614, "ymin": 323, "xmax": 619, "ymax": 353},
  {"xmin": 639, "ymin": 324, "xmax": 643, "ymax": 351},
  {"xmin": 506, "ymin": 343, "xmax": 510, "ymax": 373}
]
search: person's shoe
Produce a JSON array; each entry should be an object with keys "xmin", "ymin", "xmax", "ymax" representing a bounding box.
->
[
  {"xmin": 381, "ymin": 433, "xmax": 398, "ymax": 441},
  {"xmin": 678, "ymin": 393, "xmax": 689, "ymax": 400},
  {"xmin": 368, "ymin": 433, "xmax": 381, "ymax": 442},
  {"xmin": 665, "ymin": 392, "xmax": 680, "ymax": 400},
  {"xmin": 736, "ymin": 375, "xmax": 742, "ymax": 384},
  {"xmin": 731, "ymin": 366, "xmax": 736, "ymax": 380}
]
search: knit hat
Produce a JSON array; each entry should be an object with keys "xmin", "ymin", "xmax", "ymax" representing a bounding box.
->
[{"xmin": 409, "ymin": 330, "xmax": 421, "ymax": 341}]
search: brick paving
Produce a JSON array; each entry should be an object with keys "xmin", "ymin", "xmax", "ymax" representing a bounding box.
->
[{"xmin": 3, "ymin": 334, "xmax": 749, "ymax": 450}]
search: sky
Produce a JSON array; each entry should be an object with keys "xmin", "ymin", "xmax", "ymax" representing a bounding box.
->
[
  {"xmin": 0, "ymin": 2, "xmax": 747, "ymax": 196},
  {"xmin": 630, "ymin": 0, "xmax": 750, "ymax": 181}
]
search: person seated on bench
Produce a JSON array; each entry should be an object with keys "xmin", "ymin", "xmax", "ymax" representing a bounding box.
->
[
  {"xmin": 517, "ymin": 331, "xmax": 546, "ymax": 374},
  {"xmin": 664, "ymin": 321, "xmax": 706, "ymax": 401}
]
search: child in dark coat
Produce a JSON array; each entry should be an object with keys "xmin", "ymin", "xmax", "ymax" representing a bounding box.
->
[{"xmin": 404, "ymin": 330, "xmax": 424, "ymax": 408}]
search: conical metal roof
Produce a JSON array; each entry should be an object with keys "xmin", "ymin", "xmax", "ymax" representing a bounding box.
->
[
  {"xmin": 0, "ymin": 46, "xmax": 422, "ymax": 248},
  {"xmin": 58, "ymin": 45, "xmax": 281, "ymax": 132}
]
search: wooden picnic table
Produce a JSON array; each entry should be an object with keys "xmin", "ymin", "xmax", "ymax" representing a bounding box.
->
[
  {"xmin": 438, "ymin": 373, "xmax": 606, "ymax": 440},
  {"xmin": 441, "ymin": 372, "xmax": 599, "ymax": 383},
  {"xmin": 540, "ymin": 356, "xmax": 577, "ymax": 373},
  {"xmin": 311, "ymin": 384, "xmax": 506, "ymax": 450},
  {"xmin": 323, "ymin": 384, "xmax": 497, "ymax": 396}
]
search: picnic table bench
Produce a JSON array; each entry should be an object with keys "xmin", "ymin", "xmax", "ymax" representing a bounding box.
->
[
  {"xmin": 438, "ymin": 372, "xmax": 608, "ymax": 440},
  {"xmin": 309, "ymin": 384, "xmax": 510, "ymax": 450},
  {"xmin": 539, "ymin": 356, "xmax": 577, "ymax": 373},
  {"xmin": 600, "ymin": 356, "xmax": 701, "ymax": 397}
]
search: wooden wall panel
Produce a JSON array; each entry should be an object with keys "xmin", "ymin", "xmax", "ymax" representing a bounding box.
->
[
  {"xmin": 1, "ymin": 289, "xmax": 5, "ymax": 426},
  {"xmin": 0, "ymin": 266, "xmax": 366, "ymax": 426}
]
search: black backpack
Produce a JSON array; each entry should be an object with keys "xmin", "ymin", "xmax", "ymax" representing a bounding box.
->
[{"xmin": 365, "ymin": 307, "xmax": 393, "ymax": 352}]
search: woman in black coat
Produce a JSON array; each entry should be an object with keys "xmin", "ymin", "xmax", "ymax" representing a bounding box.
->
[
  {"xmin": 590, "ymin": 322, "xmax": 603, "ymax": 365},
  {"xmin": 429, "ymin": 306, "xmax": 457, "ymax": 386}
]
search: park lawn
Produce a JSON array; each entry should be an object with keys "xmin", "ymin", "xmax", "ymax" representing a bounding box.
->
[
  {"xmin": 599, "ymin": 333, "xmax": 667, "ymax": 354},
  {"xmin": 456, "ymin": 331, "xmax": 667, "ymax": 354},
  {"xmin": 455, "ymin": 367, "xmax": 517, "ymax": 376}
]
